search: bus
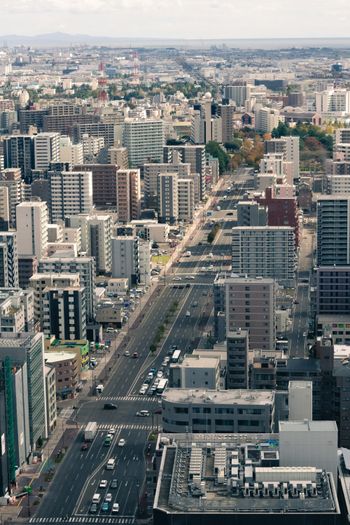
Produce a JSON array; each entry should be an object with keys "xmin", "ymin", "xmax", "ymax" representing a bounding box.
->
[
  {"xmin": 156, "ymin": 378, "xmax": 168, "ymax": 395},
  {"xmin": 171, "ymin": 350, "xmax": 181, "ymax": 363}
]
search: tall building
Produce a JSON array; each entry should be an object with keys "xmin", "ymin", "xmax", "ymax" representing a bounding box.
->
[
  {"xmin": 16, "ymin": 201, "xmax": 48, "ymax": 259},
  {"xmin": 237, "ymin": 201, "xmax": 267, "ymax": 226},
  {"xmin": 178, "ymin": 178, "xmax": 194, "ymax": 222},
  {"xmin": 38, "ymin": 257, "xmax": 96, "ymax": 321},
  {"xmin": 225, "ymin": 276, "xmax": 276, "ymax": 350},
  {"xmin": 164, "ymin": 145, "xmax": 206, "ymax": 199},
  {"xmin": 316, "ymin": 88, "xmax": 350, "ymax": 114},
  {"xmin": 157, "ymin": 172, "xmax": 179, "ymax": 224},
  {"xmin": 123, "ymin": 119, "xmax": 164, "ymax": 167},
  {"xmin": 316, "ymin": 267, "xmax": 350, "ymax": 315},
  {"xmin": 29, "ymin": 272, "xmax": 80, "ymax": 326},
  {"xmin": 226, "ymin": 329, "xmax": 249, "ymax": 389},
  {"xmin": 3, "ymin": 135, "xmax": 34, "ymax": 181},
  {"xmin": 317, "ymin": 195, "xmax": 350, "ymax": 266},
  {"xmin": 224, "ymin": 83, "xmax": 253, "ymax": 106},
  {"xmin": 33, "ymin": 132, "xmax": 60, "ymax": 171},
  {"xmin": 0, "ymin": 186, "xmax": 9, "ymax": 230},
  {"xmin": 144, "ymin": 162, "xmax": 191, "ymax": 209},
  {"xmin": 111, "ymin": 236, "xmax": 140, "ymax": 287},
  {"xmin": 72, "ymin": 164, "xmax": 119, "ymax": 208},
  {"xmin": 116, "ymin": 169, "xmax": 141, "ymax": 223},
  {"xmin": 0, "ymin": 332, "xmax": 47, "ymax": 450},
  {"xmin": 255, "ymin": 107, "xmax": 282, "ymax": 133},
  {"xmin": 48, "ymin": 170, "xmax": 93, "ymax": 222},
  {"xmin": 43, "ymin": 286, "xmax": 86, "ymax": 340},
  {"xmin": 59, "ymin": 136, "xmax": 84, "ymax": 165},
  {"xmin": 0, "ymin": 232, "xmax": 19, "ymax": 287},
  {"xmin": 258, "ymin": 187, "xmax": 300, "ymax": 246},
  {"xmin": 232, "ymin": 226, "xmax": 296, "ymax": 286},
  {"xmin": 108, "ymin": 146, "xmax": 128, "ymax": 169},
  {"xmin": 0, "ymin": 168, "xmax": 23, "ymax": 228},
  {"xmin": 218, "ymin": 103, "xmax": 236, "ymax": 143}
]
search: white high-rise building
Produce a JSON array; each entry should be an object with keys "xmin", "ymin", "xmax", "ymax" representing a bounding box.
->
[
  {"xmin": 255, "ymin": 107, "xmax": 283, "ymax": 133},
  {"xmin": 48, "ymin": 171, "xmax": 93, "ymax": 222},
  {"xmin": 111, "ymin": 236, "xmax": 139, "ymax": 287},
  {"xmin": 59, "ymin": 136, "xmax": 84, "ymax": 165},
  {"xmin": 232, "ymin": 226, "xmax": 296, "ymax": 286},
  {"xmin": 316, "ymin": 88, "xmax": 350, "ymax": 114},
  {"xmin": 34, "ymin": 132, "xmax": 60, "ymax": 171},
  {"xmin": 264, "ymin": 136, "xmax": 300, "ymax": 180},
  {"xmin": 16, "ymin": 201, "xmax": 48, "ymax": 258},
  {"xmin": 178, "ymin": 178, "xmax": 194, "ymax": 222},
  {"xmin": 123, "ymin": 119, "xmax": 164, "ymax": 168}
]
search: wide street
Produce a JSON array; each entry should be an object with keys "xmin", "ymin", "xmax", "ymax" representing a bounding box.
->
[
  {"xmin": 28, "ymin": 166, "xmax": 314, "ymax": 525},
  {"xmin": 28, "ymin": 169, "xmax": 254, "ymax": 525}
]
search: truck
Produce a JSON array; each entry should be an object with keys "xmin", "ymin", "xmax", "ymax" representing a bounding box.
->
[
  {"xmin": 84, "ymin": 421, "xmax": 98, "ymax": 441},
  {"xmin": 171, "ymin": 349, "xmax": 181, "ymax": 363}
]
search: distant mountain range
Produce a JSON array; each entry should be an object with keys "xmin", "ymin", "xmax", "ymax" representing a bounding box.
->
[{"xmin": 1, "ymin": 32, "xmax": 350, "ymax": 49}]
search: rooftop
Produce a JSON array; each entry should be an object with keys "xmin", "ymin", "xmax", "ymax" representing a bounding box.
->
[
  {"xmin": 279, "ymin": 420, "xmax": 338, "ymax": 433},
  {"xmin": 162, "ymin": 388, "xmax": 274, "ymax": 406}
]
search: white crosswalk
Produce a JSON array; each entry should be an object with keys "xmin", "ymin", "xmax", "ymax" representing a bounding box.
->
[
  {"xmin": 99, "ymin": 395, "xmax": 159, "ymax": 403},
  {"xmin": 30, "ymin": 517, "xmax": 134, "ymax": 524},
  {"xmin": 98, "ymin": 423, "xmax": 153, "ymax": 431},
  {"xmin": 60, "ymin": 407, "xmax": 75, "ymax": 419}
]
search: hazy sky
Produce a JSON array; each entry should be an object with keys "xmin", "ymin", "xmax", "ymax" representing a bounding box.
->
[{"xmin": 0, "ymin": 0, "xmax": 350, "ymax": 39}]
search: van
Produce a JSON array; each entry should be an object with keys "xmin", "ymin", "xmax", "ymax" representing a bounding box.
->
[
  {"xmin": 92, "ymin": 494, "xmax": 101, "ymax": 504},
  {"xmin": 106, "ymin": 458, "xmax": 116, "ymax": 470}
]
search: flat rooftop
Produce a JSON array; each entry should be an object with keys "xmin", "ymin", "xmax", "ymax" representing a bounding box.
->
[
  {"xmin": 279, "ymin": 420, "xmax": 338, "ymax": 433},
  {"xmin": 154, "ymin": 433, "xmax": 339, "ymax": 516},
  {"xmin": 162, "ymin": 388, "xmax": 274, "ymax": 406}
]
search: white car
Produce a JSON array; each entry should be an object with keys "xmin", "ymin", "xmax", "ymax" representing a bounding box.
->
[
  {"xmin": 105, "ymin": 493, "xmax": 112, "ymax": 503},
  {"xmin": 173, "ymin": 277, "xmax": 182, "ymax": 281},
  {"xmin": 118, "ymin": 438, "xmax": 126, "ymax": 447},
  {"xmin": 157, "ymin": 371, "xmax": 163, "ymax": 378},
  {"xmin": 99, "ymin": 480, "xmax": 108, "ymax": 489},
  {"xmin": 108, "ymin": 428, "xmax": 116, "ymax": 435},
  {"xmin": 112, "ymin": 503, "xmax": 120, "ymax": 514}
]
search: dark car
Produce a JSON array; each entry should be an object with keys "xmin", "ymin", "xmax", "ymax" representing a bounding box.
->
[
  {"xmin": 154, "ymin": 409, "xmax": 162, "ymax": 415},
  {"xmin": 89, "ymin": 503, "xmax": 98, "ymax": 514},
  {"xmin": 81, "ymin": 442, "xmax": 89, "ymax": 451},
  {"xmin": 104, "ymin": 403, "xmax": 118, "ymax": 410},
  {"xmin": 110, "ymin": 479, "xmax": 118, "ymax": 489}
]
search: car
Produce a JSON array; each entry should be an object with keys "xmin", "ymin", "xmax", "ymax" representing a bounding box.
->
[
  {"xmin": 110, "ymin": 479, "xmax": 118, "ymax": 489},
  {"xmin": 154, "ymin": 408, "xmax": 162, "ymax": 415},
  {"xmin": 208, "ymin": 265, "xmax": 214, "ymax": 270},
  {"xmin": 173, "ymin": 277, "xmax": 182, "ymax": 281},
  {"xmin": 144, "ymin": 377, "xmax": 152, "ymax": 384},
  {"xmin": 81, "ymin": 442, "xmax": 89, "ymax": 451},
  {"xmin": 226, "ymin": 211, "xmax": 233, "ymax": 216},
  {"xmin": 192, "ymin": 302, "xmax": 198, "ymax": 307},
  {"xmin": 186, "ymin": 311, "xmax": 191, "ymax": 317},
  {"xmin": 171, "ymin": 345, "xmax": 178, "ymax": 350},
  {"xmin": 132, "ymin": 352, "xmax": 139, "ymax": 358},
  {"xmin": 106, "ymin": 327, "xmax": 114, "ymax": 333},
  {"xmin": 139, "ymin": 386, "xmax": 147, "ymax": 394},
  {"xmin": 99, "ymin": 480, "xmax": 108, "ymax": 489},
  {"xmin": 101, "ymin": 502, "xmax": 109, "ymax": 513},
  {"xmin": 293, "ymin": 300, "xmax": 299, "ymax": 305},
  {"xmin": 118, "ymin": 438, "xmax": 126, "ymax": 447},
  {"xmin": 105, "ymin": 493, "xmax": 113, "ymax": 503},
  {"xmin": 124, "ymin": 350, "xmax": 130, "ymax": 357},
  {"xmin": 89, "ymin": 503, "xmax": 98, "ymax": 514},
  {"xmin": 104, "ymin": 403, "xmax": 117, "ymax": 410},
  {"xmin": 112, "ymin": 503, "xmax": 120, "ymax": 514},
  {"xmin": 136, "ymin": 410, "xmax": 150, "ymax": 417},
  {"xmin": 108, "ymin": 428, "xmax": 116, "ymax": 435}
]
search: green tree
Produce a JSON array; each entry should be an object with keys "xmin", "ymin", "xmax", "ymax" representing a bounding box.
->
[{"xmin": 205, "ymin": 141, "xmax": 230, "ymax": 174}]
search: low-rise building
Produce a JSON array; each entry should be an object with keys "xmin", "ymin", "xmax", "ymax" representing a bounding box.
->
[
  {"xmin": 44, "ymin": 351, "xmax": 79, "ymax": 399},
  {"xmin": 169, "ymin": 354, "xmax": 221, "ymax": 389}
]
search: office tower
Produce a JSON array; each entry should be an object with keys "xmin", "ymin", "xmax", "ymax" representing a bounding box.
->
[
  {"xmin": 237, "ymin": 201, "xmax": 267, "ymax": 226},
  {"xmin": 18, "ymin": 108, "xmax": 49, "ymax": 133},
  {"xmin": 316, "ymin": 88, "xmax": 350, "ymax": 113},
  {"xmin": 67, "ymin": 213, "xmax": 112, "ymax": 274},
  {"xmin": 224, "ymin": 83, "xmax": 252, "ymax": 106},
  {"xmin": 226, "ymin": 329, "xmax": 249, "ymax": 389},
  {"xmin": 316, "ymin": 267, "xmax": 350, "ymax": 315},
  {"xmin": 16, "ymin": 201, "xmax": 48, "ymax": 258},
  {"xmin": 48, "ymin": 170, "xmax": 93, "ymax": 222},
  {"xmin": 123, "ymin": 119, "xmax": 164, "ymax": 167},
  {"xmin": 164, "ymin": 145, "xmax": 206, "ymax": 199},
  {"xmin": 317, "ymin": 195, "xmax": 350, "ymax": 266},
  {"xmin": 33, "ymin": 132, "xmax": 60, "ymax": 171},
  {"xmin": 18, "ymin": 255, "xmax": 38, "ymax": 289},
  {"xmin": 0, "ymin": 186, "xmax": 9, "ymax": 230},
  {"xmin": 29, "ymin": 272, "xmax": 80, "ymax": 325},
  {"xmin": 0, "ymin": 332, "xmax": 47, "ymax": 451},
  {"xmin": 288, "ymin": 381, "xmax": 313, "ymax": 421},
  {"xmin": 108, "ymin": 146, "xmax": 128, "ymax": 169},
  {"xmin": 218, "ymin": 103, "xmax": 236, "ymax": 143},
  {"xmin": 264, "ymin": 136, "xmax": 300, "ymax": 180},
  {"xmin": 232, "ymin": 226, "xmax": 296, "ymax": 286},
  {"xmin": 3, "ymin": 135, "xmax": 35, "ymax": 181},
  {"xmin": 144, "ymin": 162, "xmax": 191, "ymax": 209},
  {"xmin": 38, "ymin": 257, "xmax": 96, "ymax": 321},
  {"xmin": 157, "ymin": 173, "xmax": 179, "ymax": 224},
  {"xmin": 59, "ymin": 136, "xmax": 84, "ymax": 165},
  {"xmin": 111, "ymin": 236, "xmax": 140, "ymax": 287},
  {"xmin": 72, "ymin": 164, "xmax": 119, "ymax": 208},
  {"xmin": 225, "ymin": 276, "xmax": 276, "ymax": 350},
  {"xmin": 43, "ymin": 286, "xmax": 86, "ymax": 340},
  {"xmin": 116, "ymin": 169, "xmax": 141, "ymax": 223},
  {"xmin": 255, "ymin": 107, "xmax": 282, "ymax": 133},
  {"xmin": 0, "ymin": 168, "xmax": 23, "ymax": 228},
  {"xmin": 0, "ymin": 232, "xmax": 19, "ymax": 287},
  {"xmin": 178, "ymin": 178, "xmax": 194, "ymax": 222},
  {"xmin": 0, "ymin": 109, "xmax": 18, "ymax": 134},
  {"xmin": 191, "ymin": 95, "xmax": 222, "ymax": 144}
]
